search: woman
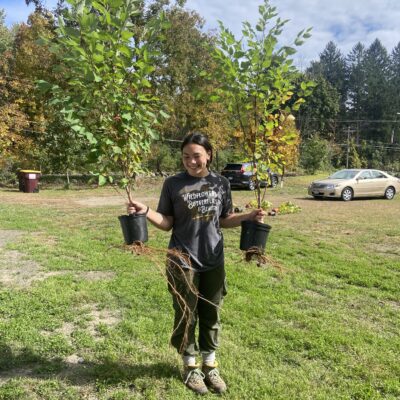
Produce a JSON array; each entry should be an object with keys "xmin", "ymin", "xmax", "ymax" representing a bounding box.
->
[{"xmin": 127, "ymin": 132, "xmax": 265, "ymax": 395}]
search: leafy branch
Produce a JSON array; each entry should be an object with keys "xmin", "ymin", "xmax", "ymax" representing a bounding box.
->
[{"xmin": 37, "ymin": 0, "xmax": 169, "ymax": 202}]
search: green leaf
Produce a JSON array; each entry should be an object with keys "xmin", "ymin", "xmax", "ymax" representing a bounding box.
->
[
  {"xmin": 92, "ymin": 53, "xmax": 104, "ymax": 63},
  {"xmin": 84, "ymin": 131, "xmax": 97, "ymax": 144},
  {"xmin": 71, "ymin": 125, "xmax": 83, "ymax": 133},
  {"xmin": 93, "ymin": 73, "xmax": 102, "ymax": 82},
  {"xmin": 118, "ymin": 45, "xmax": 131, "ymax": 57},
  {"xmin": 210, "ymin": 95, "xmax": 220, "ymax": 102},
  {"xmin": 159, "ymin": 110, "xmax": 169, "ymax": 119},
  {"xmin": 109, "ymin": 0, "xmax": 124, "ymax": 7},
  {"xmin": 141, "ymin": 78, "xmax": 152, "ymax": 88},
  {"xmin": 121, "ymin": 113, "xmax": 132, "ymax": 121},
  {"xmin": 98, "ymin": 175, "xmax": 107, "ymax": 186},
  {"xmin": 36, "ymin": 80, "xmax": 53, "ymax": 93},
  {"xmin": 121, "ymin": 30, "xmax": 134, "ymax": 40},
  {"xmin": 112, "ymin": 146, "xmax": 122, "ymax": 154},
  {"xmin": 119, "ymin": 177, "xmax": 129, "ymax": 188}
]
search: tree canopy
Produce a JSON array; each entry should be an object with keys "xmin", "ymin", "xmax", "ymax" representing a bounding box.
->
[{"xmin": 1, "ymin": 0, "xmax": 400, "ymax": 179}]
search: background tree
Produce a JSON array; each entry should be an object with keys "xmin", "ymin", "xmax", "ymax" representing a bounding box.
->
[
  {"xmin": 388, "ymin": 42, "xmax": 400, "ymax": 145},
  {"xmin": 0, "ymin": 12, "xmax": 32, "ymax": 170},
  {"xmin": 146, "ymin": 4, "xmax": 231, "ymax": 170},
  {"xmin": 16, "ymin": 11, "xmax": 91, "ymax": 177},
  {"xmin": 0, "ymin": 9, "xmax": 14, "ymax": 54},
  {"xmin": 12, "ymin": 12, "xmax": 56, "ymax": 158},
  {"xmin": 346, "ymin": 42, "xmax": 367, "ymax": 143},
  {"xmin": 268, "ymin": 115, "xmax": 301, "ymax": 181},
  {"xmin": 362, "ymin": 39, "xmax": 391, "ymax": 141},
  {"xmin": 299, "ymin": 135, "xmax": 331, "ymax": 173},
  {"xmin": 297, "ymin": 75, "xmax": 340, "ymax": 139},
  {"xmin": 308, "ymin": 41, "xmax": 347, "ymax": 114}
]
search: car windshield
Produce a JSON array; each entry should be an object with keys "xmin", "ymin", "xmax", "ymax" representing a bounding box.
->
[
  {"xmin": 223, "ymin": 164, "xmax": 242, "ymax": 170},
  {"xmin": 329, "ymin": 170, "xmax": 359, "ymax": 179}
]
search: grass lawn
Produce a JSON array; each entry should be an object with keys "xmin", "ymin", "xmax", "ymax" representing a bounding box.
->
[{"xmin": 0, "ymin": 175, "xmax": 399, "ymax": 399}]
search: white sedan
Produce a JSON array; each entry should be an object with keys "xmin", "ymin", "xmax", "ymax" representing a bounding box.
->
[{"xmin": 308, "ymin": 169, "xmax": 400, "ymax": 201}]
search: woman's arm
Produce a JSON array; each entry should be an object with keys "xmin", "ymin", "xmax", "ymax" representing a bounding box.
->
[
  {"xmin": 219, "ymin": 209, "xmax": 266, "ymax": 229},
  {"xmin": 127, "ymin": 201, "xmax": 173, "ymax": 231}
]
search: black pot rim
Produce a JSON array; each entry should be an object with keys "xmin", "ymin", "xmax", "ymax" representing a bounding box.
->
[
  {"xmin": 118, "ymin": 213, "xmax": 147, "ymax": 220},
  {"xmin": 241, "ymin": 220, "xmax": 272, "ymax": 229}
]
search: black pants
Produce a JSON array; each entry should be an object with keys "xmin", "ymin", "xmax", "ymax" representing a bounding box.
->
[{"xmin": 167, "ymin": 262, "xmax": 226, "ymax": 356}]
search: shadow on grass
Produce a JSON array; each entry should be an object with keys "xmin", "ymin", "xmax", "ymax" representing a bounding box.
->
[{"xmin": 0, "ymin": 342, "xmax": 177, "ymax": 386}]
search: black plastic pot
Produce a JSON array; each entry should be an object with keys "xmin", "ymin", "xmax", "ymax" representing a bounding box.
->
[
  {"xmin": 240, "ymin": 220, "xmax": 271, "ymax": 252},
  {"xmin": 118, "ymin": 213, "xmax": 148, "ymax": 245}
]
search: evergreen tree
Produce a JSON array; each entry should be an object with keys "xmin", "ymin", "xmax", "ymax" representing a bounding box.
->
[
  {"xmin": 307, "ymin": 41, "xmax": 347, "ymax": 113},
  {"xmin": 388, "ymin": 42, "xmax": 400, "ymax": 143},
  {"xmin": 346, "ymin": 43, "xmax": 367, "ymax": 120},
  {"xmin": 363, "ymin": 39, "xmax": 391, "ymax": 141},
  {"xmin": 346, "ymin": 43, "xmax": 367, "ymax": 145},
  {"xmin": 297, "ymin": 75, "xmax": 340, "ymax": 139}
]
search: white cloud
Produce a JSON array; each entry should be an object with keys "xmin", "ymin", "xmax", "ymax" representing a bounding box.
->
[{"xmin": 186, "ymin": 0, "xmax": 400, "ymax": 67}]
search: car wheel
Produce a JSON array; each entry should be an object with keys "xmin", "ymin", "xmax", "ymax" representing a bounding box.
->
[
  {"xmin": 384, "ymin": 186, "xmax": 395, "ymax": 200},
  {"xmin": 270, "ymin": 175, "xmax": 278, "ymax": 187},
  {"xmin": 341, "ymin": 187, "xmax": 353, "ymax": 201},
  {"xmin": 248, "ymin": 180, "xmax": 256, "ymax": 191}
]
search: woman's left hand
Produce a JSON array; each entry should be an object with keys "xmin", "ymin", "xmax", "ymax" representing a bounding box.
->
[{"xmin": 249, "ymin": 208, "xmax": 266, "ymax": 223}]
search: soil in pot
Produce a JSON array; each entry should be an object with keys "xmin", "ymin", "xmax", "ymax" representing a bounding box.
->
[{"xmin": 118, "ymin": 213, "xmax": 148, "ymax": 245}]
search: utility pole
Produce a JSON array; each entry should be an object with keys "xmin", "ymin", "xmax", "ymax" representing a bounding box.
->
[
  {"xmin": 346, "ymin": 126, "xmax": 356, "ymax": 168},
  {"xmin": 391, "ymin": 112, "xmax": 400, "ymax": 144}
]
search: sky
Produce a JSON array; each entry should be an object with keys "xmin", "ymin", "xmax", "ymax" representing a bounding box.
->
[{"xmin": 1, "ymin": 0, "xmax": 400, "ymax": 69}]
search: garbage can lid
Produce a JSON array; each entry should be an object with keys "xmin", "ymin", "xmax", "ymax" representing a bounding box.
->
[{"xmin": 19, "ymin": 169, "xmax": 41, "ymax": 173}]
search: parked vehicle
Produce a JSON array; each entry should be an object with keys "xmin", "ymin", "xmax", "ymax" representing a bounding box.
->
[
  {"xmin": 308, "ymin": 169, "xmax": 400, "ymax": 201},
  {"xmin": 221, "ymin": 162, "xmax": 279, "ymax": 190}
]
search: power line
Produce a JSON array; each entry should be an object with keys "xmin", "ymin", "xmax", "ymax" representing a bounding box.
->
[
  {"xmin": 300, "ymin": 117, "xmax": 400, "ymax": 124},
  {"xmin": 336, "ymin": 143, "xmax": 400, "ymax": 151},
  {"xmin": 5, "ymin": 126, "xmax": 400, "ymax": 151}
]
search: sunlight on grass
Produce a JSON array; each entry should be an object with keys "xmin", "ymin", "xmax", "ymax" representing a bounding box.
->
[{"xmin": 0, "ymin": 176, "xmax": 399, "ymax": 399}]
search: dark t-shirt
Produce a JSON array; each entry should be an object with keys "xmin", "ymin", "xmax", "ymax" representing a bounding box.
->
[{"xmin": 157, "ymin": 171, "xmax": 232, "ymax": 271}]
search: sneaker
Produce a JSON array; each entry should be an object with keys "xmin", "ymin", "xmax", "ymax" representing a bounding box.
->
[
  {"xmin": 202, "ymin": 362, "xmax": 227, "ymax": 394},
  {"xmin": 183, "ymin": 365, "xmax": 208, "ymax": 395}
]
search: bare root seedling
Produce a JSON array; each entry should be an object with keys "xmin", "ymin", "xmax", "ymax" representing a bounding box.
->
[
  {"xmin": 123, "ymin": 244, "xmax": 221, "ymax": 354},
  {"xmin": 244, "ymin": 247, "xmax": 284, "ymax": 271}
]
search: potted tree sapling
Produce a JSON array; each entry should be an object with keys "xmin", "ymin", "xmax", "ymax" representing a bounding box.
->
[
  {"xmin": 211, "ymin": 0, "xmax": 314, "ymax": 256},
  {"xmin": 37, "ymin": 0, "xmax": 168, "ymax": 245}
]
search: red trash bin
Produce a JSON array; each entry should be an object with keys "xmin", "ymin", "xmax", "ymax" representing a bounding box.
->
[{"xmin": 18, "ymin": 170, "xmax": 41, "ymax": 193}]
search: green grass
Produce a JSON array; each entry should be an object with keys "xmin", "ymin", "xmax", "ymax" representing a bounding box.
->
[{"xmin": 0, "ymin": 176, "xmax": 399, "ymax": 399}]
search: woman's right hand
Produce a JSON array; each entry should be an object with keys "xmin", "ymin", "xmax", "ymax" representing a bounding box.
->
[{"xmin": 127, "ymin": 200, "xmax": 147, "ymax": 215}]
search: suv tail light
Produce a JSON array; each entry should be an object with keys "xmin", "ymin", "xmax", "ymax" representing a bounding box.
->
[{"xmin": 240, "ymin": 166, "xmax": 245, "ymax": 173}]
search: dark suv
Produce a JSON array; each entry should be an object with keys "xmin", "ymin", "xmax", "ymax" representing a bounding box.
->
[{"xmin": 221, "ymin": 162, "xmax": 279, "ymax": 190}]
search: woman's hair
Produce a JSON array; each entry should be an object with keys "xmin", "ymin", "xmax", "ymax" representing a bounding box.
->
[{"xmin": 181, "ymin": 132, "xmax": 213, "ymax": 166}]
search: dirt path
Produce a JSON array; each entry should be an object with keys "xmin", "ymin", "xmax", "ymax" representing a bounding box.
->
[
  {"xmin": 0, "ymin": 230, "xmax": 117, "ymax": 288},
  {"xmin": 0, "ymin": 191, "xmax": 158, "ymax": 208},
  {"xmin": 0, "ymin": 229, "xmax": 121, "ymax": 386}
]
